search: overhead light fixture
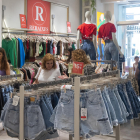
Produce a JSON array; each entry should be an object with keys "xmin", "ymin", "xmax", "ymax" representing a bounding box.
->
[{"xmin": 117, "ymin": 1, "xmax": 120, "ymax": 2}]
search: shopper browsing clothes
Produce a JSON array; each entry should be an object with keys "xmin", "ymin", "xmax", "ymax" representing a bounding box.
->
[
  {"xmin": 33, "ymin": 53, "xmax": 61, "ymax": 84},
  {"xmin": 59, "ymin": 48, "xmax": 73, "ymax": 76},
  {"xmin": 58, "ymin": 49, "xmax": 95, "ymax": 79},
  {"xmin": 133, "ymin": 56, "xmax": 139, "ymax": 73},
  {"xmin": 135, "ymin": 61, "xmax": 140, "ymax": 93},
  {"xmin": 0, "ymin": 48, "xmax": 10, "ymax": 76}
]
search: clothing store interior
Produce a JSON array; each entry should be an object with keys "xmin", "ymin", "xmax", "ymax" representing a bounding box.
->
[{"xmin": 0, "ymin": 0, "xmax": 140, "ymax": 140}]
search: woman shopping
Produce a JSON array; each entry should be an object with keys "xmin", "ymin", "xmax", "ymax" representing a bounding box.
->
[
  {"xmin": 33, "ymin": 53, "xmax": 61, "ymax": 84},
  {"xmin": 0, "ymin": 48, "xmax": 10, "ymax": 76},
  {"xmin": 59, "ymin": 49, "xmax": 95, "ymax": 79}
]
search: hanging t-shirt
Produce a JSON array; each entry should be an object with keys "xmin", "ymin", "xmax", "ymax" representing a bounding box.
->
[
  {"xmin": 77, "ymin": 23, "xmax": 97, "ymax": 40},
  {"xmin": 98, "ymin": 22, "xmax": 116, "ymax": 40},
  {"xmin": 35, "ymin": 67, "xmax": 61, "ymax": 83}
]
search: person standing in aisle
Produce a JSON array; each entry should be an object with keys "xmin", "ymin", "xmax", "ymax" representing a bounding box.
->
[
  {"xmin": 33, "ymin": 53, "xmax": 61, "ymax": 84},
  {"xmin": 119, "ymin": 46, "xmax": 125, "ymax": 77},
  {"xmin": 133, "ymin": 56, "xmax": 139, "ymax": 73},
  {"xmin": 0, "ymin": 48, "xmax": 10, "ymax": 76},
  {"xmin": 135, "ymin": 61, "xmax": 140, "ymax": 94}
]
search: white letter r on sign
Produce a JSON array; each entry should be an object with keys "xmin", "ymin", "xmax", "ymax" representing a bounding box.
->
[{"xmin": 35, "ymin": 6, "xmax": 44, "ymax": 21}]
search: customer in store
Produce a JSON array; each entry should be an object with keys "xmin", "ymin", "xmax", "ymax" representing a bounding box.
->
[
  {"xmin": 59, "ymin": 48, "xmax": 73, "ymax": 76},
  {"xmin": 0, "ymin": 48, "xmax": 10, "ymax": 76},
  {"xmin": 58, "ymin": 49, "xmax": 95, "ymax": 79},
  {"xmin": 119, "ymin": 46, "xmax": 125, "ymax": 77},
  {"xmin": 33, "ymin": 53, "xmax": 61, "ymax": 84},
  {"xmin": 59, "ymin": 48, "xmax": 73, "ymax": 67},
  {"xmin": 133, "ymin": 56, "xmax": 139, "ymax": 73},
  {"xmin": 135, "ymin": 61, "xmax": 140, "ymax": 93}
]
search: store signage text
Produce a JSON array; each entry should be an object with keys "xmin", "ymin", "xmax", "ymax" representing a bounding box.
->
[
  {"xmin": 20, "ymin": 14, "xmax": 27, "ymax": 28},
  {"xmin": 27, "ymin": 0, "xmax": 50, "ymax": 34},
  {"xmin": 72, "ymin": 62, "xmax": 84, "ymax": 75}
]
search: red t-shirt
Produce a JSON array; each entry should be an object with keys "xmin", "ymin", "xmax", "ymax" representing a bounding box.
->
[
  {"xmin": 98, "ymin": 22, "xmax": 116, "ymax": 40},
  {"xmin": 77, "ymin": 23, "xmax": 97, "ymax": 40}
]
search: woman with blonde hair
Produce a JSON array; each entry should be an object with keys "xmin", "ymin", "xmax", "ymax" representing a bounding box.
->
[
  {"xmin": 33, "ymin": 53, "xmax": 61, "ymax": 84},
  {"xmin": 59, "ymin": 49, "xmax": 95, "ymax": 79}
]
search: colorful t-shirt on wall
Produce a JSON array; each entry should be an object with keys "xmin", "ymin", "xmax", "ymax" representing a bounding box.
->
[
  {"xmin": 98, "ymin": 22, "xmax": 116, "ymax": 40},
  {"xmin": 77, "ymin": 23, "xmax": 97, "ymax": 40}
]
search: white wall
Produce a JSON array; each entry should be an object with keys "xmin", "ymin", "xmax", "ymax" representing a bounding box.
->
[
  {"xmin": 51, "ymin": 4, "xmax": 67, "ymax": 33},
  {"xmin": 2, "ymin": 0, "xmax": 24, "ymax": 29},
  {"xmin": 0, "ymin": 0, "xmax": 2, "ymax": 46},
  {"xmin": 2, "ymin": 0, "xmax": 80, "ymax": 33}
]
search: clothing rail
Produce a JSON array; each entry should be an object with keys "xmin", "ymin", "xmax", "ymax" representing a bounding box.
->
[
  {"xmin": 0, "ymin": 74, "xmax": 21, "ymax": 80},
  {"xmin": 80, "ymin": 70, "xmax": 119, "ymax": 82},
  {"xmin": 90, "ymin": 60, "xmax": 116, "ymax": 70},
  {"xmin": 19, "ymin": 78, "xmax": 73, "ymax": 140},
  {"xmin": 19, "ymin": 71, "xmax": 120, "ymax": 140},
  {"xmin": 74, "ymin": 70, "xmax": 120, "ymax": 140}
]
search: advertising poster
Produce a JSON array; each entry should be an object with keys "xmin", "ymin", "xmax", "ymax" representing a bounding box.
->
[{"xmin": 97, "ymin": 12, "xmax": 105, "ymax": 61}]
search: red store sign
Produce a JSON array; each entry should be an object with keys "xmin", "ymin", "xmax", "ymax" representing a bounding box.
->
[
  {"xmin": 20, "ymin": 14, "xmax": 27, "ymax": 28},
  {"xmin": 72, "ymin": 62, "xmax": 84, "ymax": 75},
  {"xmin": 27, "ymin": 0, "xmax": 50, "ymax": 34}
]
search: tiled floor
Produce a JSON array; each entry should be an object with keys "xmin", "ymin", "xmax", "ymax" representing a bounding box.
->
[{"xmin": 0, "ymin": 119, "xmax": 140, "ymax": 140}]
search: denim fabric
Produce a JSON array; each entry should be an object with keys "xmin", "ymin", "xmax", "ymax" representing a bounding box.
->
[
  {"xmin": 54, "ymin": 89, "xmax": 112, "ymax": 139},
  {"xmin": 51, "ymin": 93, "xmax": 59, "ymax": 109},
  {"xmin": 122, "ymin": 84, "xmax": 133, "ymax": 115},
  {"xmin": 107, "ymin": 87, "xmax": 124, "ymax": 124},
  {"xmin": 50, "ymin": 40, "xmax": 53, "ymax": 55},
  {"xmin": 103, "ymin": 87, "xmax": 118, "ymax": 126},
  {"xmin": 40, "ymin": 97, "xmax": 54, "ymax": 130},
  {"xmin": 81, "ymin": 40, "xmax": 96, "ymax": 60},
  {"xmin": 114, "ymin": 87, "xmax": 128, "ymax": 123},
  {"xmin": 126, "ymin": 82, "xmax": 140, "ymax": 118},
  {"xmin": 101, "ymin": 90, "xmax": 113, "ymax": 128},
  {"xmin": 117, "ymin": 84, "xmax": 133, "ymax": 119},
  {"xmin": 3, "ymin": 98, "xmax": 46, "ymax": 140},
  {"xmin": 104, "ymin": 41, "xmax": 119, "ymax": 62}
]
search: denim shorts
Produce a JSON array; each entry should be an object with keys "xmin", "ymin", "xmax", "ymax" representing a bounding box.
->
[
  {"xmin": 54, "ymin": 89, "xmax": 113, "ymax": 139},
  {"xmin": 3, "ymin": 98, "xmax": 46, "ymax": 140}
]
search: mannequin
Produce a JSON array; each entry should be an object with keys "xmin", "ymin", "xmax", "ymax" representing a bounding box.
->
[
  {"xmin": 98, "ymin": 11, "xmax": 123, "ymax": 61},
  {"xmin": 77, "ymin": 11, "xmax": 97, "ymax": 60}
]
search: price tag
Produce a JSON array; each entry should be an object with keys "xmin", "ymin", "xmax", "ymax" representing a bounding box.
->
[
  {"xmin": 72, "ymin": 62, "xmax": 84, "ymax": 75},
  {"xmin": 12, "ymin": 95, "xmax": 20, "ymax": 106},
  {"xmin": 81, "ymin": 108, "xmax": 87, "ymax": 121}
]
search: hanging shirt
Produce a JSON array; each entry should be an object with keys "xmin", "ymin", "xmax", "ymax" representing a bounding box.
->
[
  {"xmin": 77, "ymin": 23, "xmax": 97, "ymax": 40},
  {"xmin": 0, "ymin": 70, "xmax": 6, "ymax": 76},
  {"xmin": 2, "ymin": 39, "xmax": 17, "ymax": 68},
  {"xmin": 18, "ymin": 38, "xmax": 25, "ymax": 68},
  {"xmin": 98, "ymin": 22, "xmax": 116, "ymax": 40}
]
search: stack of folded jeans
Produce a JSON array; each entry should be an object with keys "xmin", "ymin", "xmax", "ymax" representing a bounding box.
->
[
  {"xmin": 51, "ymin": 89, "xmax": 113, "ymax": 139},
  {"xmin": 1, "ymin": 92, "xmax": 60, "ymax": 140}
]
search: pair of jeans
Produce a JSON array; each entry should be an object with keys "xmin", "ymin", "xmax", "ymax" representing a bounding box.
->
[
  {"xmin": 2, "ymin": 98, "xmax": 46, "ymax": 140},
  {"xmin": 54, "ymin": 89, "xmax": 112, "ymax": 139},
  {"xmin": 103, "ymin": 87, "xmax": 118, "ymax": 126},
  {"xmin": 107, "ymin": 87, "xmax": 124, "ymax": 124},
  {"xmin": 50, "ymin": 40, "xmax": 53, "ymax": 55},
  {"xmin": 104, "ymin": 40, "xmax": 119, "ymax": 62},
  {"xmin": 101, "ymin": 90, "xmax": 113, "ymax": 128},
  {"xmin": 81, "ymin": 40, "xmax": 96, "ymax": 60},
  {"xmin": 126, "ymin": 82, "xmax": 140, "ymax": 118},
  {"xmin": 114, "ymin": 87, "xmax": 128, "ymax": 123},
  {"xmin": 51, "ymin": 93, "xmax": 59, "ymax": 109},
  {"xmin": 39, "ymin": 96, "xmax": 58, "ymax": 140},
  {"xmin": 117, "ymin": 84, "xmax": 133, "ymax": 119}
]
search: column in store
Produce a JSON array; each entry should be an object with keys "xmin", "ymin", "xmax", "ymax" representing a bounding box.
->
[{"xmin": 127, "ymin": 32, "xmax": 132, "ymax": 67}]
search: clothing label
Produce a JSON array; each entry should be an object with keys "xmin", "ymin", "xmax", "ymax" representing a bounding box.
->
[
  {"xmin": 81, "ymin": 108, "xmax": 87, "ymax": 121},
  {"xmin": 12, "ymin": 95, "xmax": 20, "ymax": 106},
  {"xmin": 30, "ymin": 97, "xmax": 35, "ymax": 102}
]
